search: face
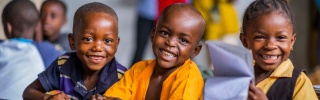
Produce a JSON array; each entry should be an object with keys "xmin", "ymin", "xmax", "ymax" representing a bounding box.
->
[
  {"xmin": 68, "ymin": 13, "xmax": 119, "ymax": 71},
  {"xmin": 40, "ymin": 1, "xmax": 66, "ymax": 39},
  {"xmin": 151, "ymin": 10, "xmax": 203, "ymax": 69},
  {"xmin": 240, "ymin": 12, "xmax": 296, "ymax": 71}
]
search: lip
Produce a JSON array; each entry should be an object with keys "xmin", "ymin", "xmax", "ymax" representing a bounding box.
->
[
  {"xmin": 87, "ymin": 55, "xmax": 105, "ymax": 64},
  {"xmin": 159, "ymin": 48, "xmax": 177, "ymax": 61},
  {"xmin": 258, "ymin": 54, "xmax": 281, "ymax": 64}
]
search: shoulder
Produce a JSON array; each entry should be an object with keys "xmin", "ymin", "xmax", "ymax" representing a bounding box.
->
[
  {"xmin": 176, "ymin": 60, "xmax": 203, "ymax": 81},
  {"xmin": 131, "ymin": 60, "xmax": 154, "ymax": 70},
  {"xmin": 126, "ymin": 60, "xmax": 155, "ymax": 77},
  {"xmin": 56, "ymin": 52, "xmax": 74, "ymax": 66}
]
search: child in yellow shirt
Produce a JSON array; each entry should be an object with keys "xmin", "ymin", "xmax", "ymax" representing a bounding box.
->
[{"xmin": 239, "ymin": 0, "xmax": 317, "ymax": 99}]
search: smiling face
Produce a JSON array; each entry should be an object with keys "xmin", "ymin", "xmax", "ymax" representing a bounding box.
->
[
  {"xmin": 68, "ymin": 13, "xmax": 119, "ymax": 71},
  {"xmin": 40, "ymin": 1, "xmax": 66, "ymax": 41},
  {"xmin": 240, "ymin": 12, "xmax": 296, "ymax": 71},
  {"xmin": 151, "ymin": 9, "xmax": 203, "ymax": 69}
]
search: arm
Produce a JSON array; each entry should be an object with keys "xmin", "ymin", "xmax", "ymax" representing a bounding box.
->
[
  {"xmin": 23, "ymin": 79, "xmax": 48, "ymax": 100},
  {"xmin": 23, "ymin": 59, "xmax": 61, "ymax": 100}
]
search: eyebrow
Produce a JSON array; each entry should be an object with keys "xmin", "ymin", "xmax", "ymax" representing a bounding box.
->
[
  {"xmin": 180, "ymin": 32, "xmax": 192, "ymax": 40},
  {"xmin": 161, "ymin": 25, "xmax": 192, "ymax": 39},
  {"xmin": 162, "ymin": 25, "xmax": 172, "ymax": 32}
]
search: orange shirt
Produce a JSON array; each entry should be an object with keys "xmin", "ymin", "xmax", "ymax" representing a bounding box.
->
[{"xmin": 104, "ymin": 59, "xmax": 204, "ymax": 100}]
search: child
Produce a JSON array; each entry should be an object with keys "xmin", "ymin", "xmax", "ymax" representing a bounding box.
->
[
  {"xmin": 94, "ymin": 3, "xmax": 205, "ymax": 100},
  {"xmin": 239, "ymin": 0, "xmax": 318, "ymax": 99},
  {"xmin": 23, "ymin": 2, "xmax": 127, "ymax": 100},
  {"xmin": 40, "ymin": 0, "xmax": 71, "ymax": 52},
  {"xmin": 0, "ymin": 0, "xmax": 44, "ymax": 99}
]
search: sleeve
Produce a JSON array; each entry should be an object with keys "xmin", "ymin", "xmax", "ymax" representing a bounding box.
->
[
  {"xmin": 169, "ymin": 67, "xmax": 204, "ymax": 100},
  {"xmin": 104, "ymin": 63, "xmax": 136, "ymax": 99},
  {"xmin": 293, "ymin": 72, "xmax": 318, "ymax": 100},
  {"xmin": 38, "ymin": 58, "xmax": 60, "ymax": 92}
]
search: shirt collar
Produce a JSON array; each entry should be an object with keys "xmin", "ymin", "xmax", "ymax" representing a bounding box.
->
[
  {"xmin": 59, "ymin": 52, "xmax": 118, "ymax": 93},
  {"xmin": 12, "ymin": 38, "xmax": 33, "ymax": 43},
  {"xmin": 269, "ymin": 59, "xmax": 294, "ymax": 78}
]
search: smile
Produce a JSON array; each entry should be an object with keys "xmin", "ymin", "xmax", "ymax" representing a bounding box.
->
[
  {"xmin": 261, "ymin": 55, "xmax": 278, "ymax": 60},
  {"xmin": 160, "ymin": 49, "xmax": 177, "ymax": 58},
  {"xmin": 87, "ymin": 55, "xmax": 105, "ymax": 63},
  {"xmin": 259, "ymin": 54, "xmax": 280, "ymax": 64}
]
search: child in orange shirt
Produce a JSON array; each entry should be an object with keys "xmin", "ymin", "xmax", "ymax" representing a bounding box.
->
[{"xmin": 91, "ymin": 3, "xmax": 205, "ymax": 100}]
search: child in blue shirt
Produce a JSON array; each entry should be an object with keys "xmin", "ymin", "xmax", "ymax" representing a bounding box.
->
[{"xmin": 23, "ymin": 2, "xmax": 127, "ymax": 100}]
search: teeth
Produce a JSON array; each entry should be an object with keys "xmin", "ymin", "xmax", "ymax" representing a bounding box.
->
[
  {"xmin": 262, "ymin": 55, "xmax": 277, "ymax": 60},
  {"xmin": 162, "ymin": 51, "xmax": 174, "ymax": 58},
  {"xmin": 89, "ymin": 56, "xmax": 103, "ymax": 60}
]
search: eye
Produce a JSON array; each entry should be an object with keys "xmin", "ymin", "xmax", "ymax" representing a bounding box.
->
[
  {"xmin": 51, "ymin": 13, "xmax": 56, "ymax": 19},
  {"xmin": 277, "ymin": 35, "xmax": 287, "ymax": 40},
  {"xmin": 159, "ymin": 31, "xmax": 169, "ymax": 37},
  {"xmin": 104, "ymin": 39, "xmax": 112, "ymax": 44},
  {"xmin": 82, "ymin": 37, "xmax": 93, "ymax": 43},
  {"xmin": 179, "ymin": 38, "xmax": 189, "ymax": 44},
  {"xmin": 254, "ymin": 35, "xmax": 265, "ymax": 40}
]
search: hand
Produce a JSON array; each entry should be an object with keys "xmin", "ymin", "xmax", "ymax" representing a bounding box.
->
[
  {"xmin": 91, "ymin": 94, "xmax": 107, "ymax": 100},
  {"xmin": 248, "ymin": 83, "xmax": 268, "ymax": 100},
  {"xmin": 44, "ymin": 91, "xmax": 70, "ymax": 100}
]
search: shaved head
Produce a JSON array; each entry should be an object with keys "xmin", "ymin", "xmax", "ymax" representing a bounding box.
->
[{"xmin": 157, "ymin": 3, "xmax": 205, "ymax": 42}]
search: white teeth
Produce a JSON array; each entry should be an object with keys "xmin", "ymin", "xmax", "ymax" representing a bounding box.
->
[
  {"xmin": 262, "ymin": 55, "xmax": 277, "ymax": 60},
  {"xmin": 162, "ymin": 51, "xmax": 174, "ymax": 58},
  {"xmin": 89, "ymin": 56, "xmax": 103, "ymax": 60}
]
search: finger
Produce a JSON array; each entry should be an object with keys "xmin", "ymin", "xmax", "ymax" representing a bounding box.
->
[
  {"xmin": 91, "ymin": 95, "xmax": 96, "ymax": 100},
  {"xmin": 248, "ymin": 91, "xmax": 256, "ymax": 100},
  {"xmin": 60, "ymin": 92, "xmax": 70, "ymax": 100}
]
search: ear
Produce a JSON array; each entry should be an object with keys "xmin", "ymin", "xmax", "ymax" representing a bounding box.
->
[
  {"xmin": 68, "ymin": 33, "xmax": 76, "ymax": 50},
  {"xmin": 290, "ymin": 33, "xmax": 296, "ymax": 49},
  {"xmin": 114, "ymin": 37, "xmax": 120, "ymax": 53},
  {"xmin": 240, "ymin": 33, "xmax": 249, "ymax": 48},
  {"xmin": 191, "ymin": 42, "xmax": 202, "ymax": 58},
  {"xmin": 34, "ymin": 20, "xmax": 43, "ymax": 42},
  {"xmin": 150, "ymin": 27, "xmax": 156, "ymax": 42},
  {"xmin": 4, "ymin": 22, "xmax": 12, "ymax": 38}
]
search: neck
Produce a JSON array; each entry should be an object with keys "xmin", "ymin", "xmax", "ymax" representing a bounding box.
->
[
  {"xmin": 254, "ymin": 65, "xmax": 273, "ymax": 85},
  {"xmin": 153, "ymin": 64, "xmax": 180, "ymax": 80},
  {"xmin": 82, "ymin": 67, "xmax": 101, "ymax": 80},
  {"xmin": 12, "ymin": 30, "xmax": 34, "ymax": 39},
  {"xmin": 44, "ymin": 33, "xmax": 59, "ymax": 43}
]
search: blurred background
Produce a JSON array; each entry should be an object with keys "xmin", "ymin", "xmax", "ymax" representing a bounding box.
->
[{"xmin": 0, "ymin": 0, "xmax": 318, "ymax": 76}]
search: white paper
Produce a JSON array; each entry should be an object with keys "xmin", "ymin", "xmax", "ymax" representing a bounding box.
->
[{"xmin": 204, "ymin": 41, "xmax": 254, "ymax": 100}]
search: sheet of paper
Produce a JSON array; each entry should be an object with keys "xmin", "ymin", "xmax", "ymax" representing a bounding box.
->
[
  {"xmin": 204, "ymin": 41, "xmax": 254, "ymax": 100},
  {"xmin": 204, "ymin": 77, "xmax": 252, "ymax": 100}
]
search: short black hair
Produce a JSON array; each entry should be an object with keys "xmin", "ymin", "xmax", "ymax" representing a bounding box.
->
[
  {"xmin": 242, "ymin": 0, "xmax": 294, "ymax": 34},
  {"xmin": 158, "ymin": 3, "xmax": 205, "ymax": 43},
  {"xmin": 73, "ymin": 2, "xmax": 118, "ymax": 34},
  {"xmin": 40, "ymin": 0, "xmax": 67, "ymax": 15},
  {"xmin": 2, "ymin": 0, "xmax": 39, "ymax": 38}
]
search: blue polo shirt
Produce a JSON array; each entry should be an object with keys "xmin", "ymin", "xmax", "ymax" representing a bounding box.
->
[{"xmin": 38, "ymin": 52, "xmax": 127, "ymax": 99}]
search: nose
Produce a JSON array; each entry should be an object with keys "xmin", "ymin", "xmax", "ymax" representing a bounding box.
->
[
  {"xmin": 264, "ymin": 38, "xmax": 277, "ymax": 50},
  {"xmin": 165, "ymin": 37, "xmax": 177, "ymax": 47},
  {"xmin": 92, "ymin": 41, "xmax": 103, "ymax": 52}
]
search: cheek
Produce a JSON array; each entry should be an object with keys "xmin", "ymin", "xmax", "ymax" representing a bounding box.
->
[{"xmin": 104, "ymin": 45, "xmax": 117, "ymax": 56}]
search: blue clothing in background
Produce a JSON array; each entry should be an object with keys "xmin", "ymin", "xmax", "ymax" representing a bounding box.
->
[
  {"xmin": 138, "ymin": 0, "xmax": 157, "ymax": 20},
  {"xmin": 0, "ymin": 39, "xmax": 44, "ymax": 99},
  {"xmin": 33, "ymin": 41, "xmax": 63, "ymax": 68}
]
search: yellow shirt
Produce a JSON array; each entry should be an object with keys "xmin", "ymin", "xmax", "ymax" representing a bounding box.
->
[
  {"xmin": 256, "ymin": 59, "xmax": 317, "ymax": 100},
  {"xmin": 104, "ymin": 59, "xmax": 204, "ymax": 100},
  {"xmin": 193, "ymin": 0, "xmax": 240, "ymax": 40}
]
